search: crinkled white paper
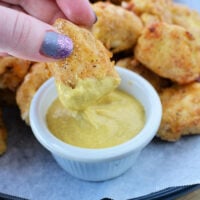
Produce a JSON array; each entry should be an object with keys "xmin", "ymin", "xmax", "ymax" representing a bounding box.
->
[{"xmin": 0, "ymin": 108, "xmax": 199, "ymax": 200}]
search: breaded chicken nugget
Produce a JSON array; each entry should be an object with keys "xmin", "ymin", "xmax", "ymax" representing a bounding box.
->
[
  {"xmin": 135, "ymin": 22, "xmax": 200, "ymax": 84},
  {"xmin": 122, "ymin": 0, "xmax": 173, "ymax": 24},
  {"xmin": 48, "ymin": 19, "xmax": 120, "ymax": 112},
  {"xmin": 0, "ymin": 56, "xmax": 31, "ymax": 91},
  {"xmin": 158, "ymin": 82, "xmax": 200, "ymax": 141},
  {"xmin": 16, "ymin": 62, "xmax": 51, "ymax": 124},
  {"xmin": 0, "ymin": 108, "xmax": 7, "ymax": 155},
  {"xmin": 116, "ymin": 57, "xmax": 171, "ymax": 92},
  {"xmin": 140, "ymin": 13, "xmax": 161, "ymax": 27},
  {"xmin": 171, "ymin": 3, "xmax": 200, "ymax": 46},
  {"xmin": 91, "ymin": 2, "xmax": 143, "ymax": 53}
]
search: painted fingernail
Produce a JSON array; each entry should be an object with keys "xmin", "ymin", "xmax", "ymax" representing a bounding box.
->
[{"xmin": 40, "ymin": 31, "xmax": 73, "ymax": 59}]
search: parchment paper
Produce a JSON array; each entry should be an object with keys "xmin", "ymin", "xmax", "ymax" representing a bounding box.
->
[
  {"xmin": 1, "ymin": 107, "xmax": 200, "ymax": 200},
  {"xmin": 1, "ymin": 1, "xmax": 200, "ymax": 200}
]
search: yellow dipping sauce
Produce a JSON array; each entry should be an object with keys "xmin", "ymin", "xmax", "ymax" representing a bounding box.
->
[
  {"xmin": 57, "ymin": 77, "xmax": 120, "ymax": 112},
  {"xmin": 46, "ymin": 89, "xmax": 145, "ymax": 148}
]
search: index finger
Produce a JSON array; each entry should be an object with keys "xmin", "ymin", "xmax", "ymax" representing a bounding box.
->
[
  {"xmin": 1, "ymin": 0, "xmax": 96, "ymax": 26},
  {"xmin": 56, "ymin": 0, "xmax": 96, "ymax": 27},
  {"xmin": 1, "ymin": 0, "xmax": 66, "ymax": 23}
]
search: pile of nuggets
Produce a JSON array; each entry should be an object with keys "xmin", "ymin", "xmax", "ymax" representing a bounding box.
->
[{"xmin": 1, "ymin": 0, "xmax": 200, "ymax": 154}]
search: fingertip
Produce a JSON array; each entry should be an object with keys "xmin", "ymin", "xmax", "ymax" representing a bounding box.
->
[{"xmin": 57, "ymin": 0, "xmax": 97, "ymax": 27}]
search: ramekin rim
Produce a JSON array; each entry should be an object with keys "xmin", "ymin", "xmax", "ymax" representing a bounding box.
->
[{"xmin": 30, "ymin": 66, "xmax": 162, "ymax": 162}]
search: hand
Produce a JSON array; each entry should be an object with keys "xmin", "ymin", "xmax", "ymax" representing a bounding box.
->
[{"xmin": 0, "ymin": 0, "xmax": 96, "ymax": 61}]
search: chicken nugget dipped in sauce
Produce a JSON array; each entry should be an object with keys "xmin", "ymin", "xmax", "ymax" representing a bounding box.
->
[{"xmin": 48, "ymin": 19, "xmax": 120, "ymax": 113}]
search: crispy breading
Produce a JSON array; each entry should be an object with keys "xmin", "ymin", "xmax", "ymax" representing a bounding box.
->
[
  {"xmin": 135, "ymin": 22, "xmax": 200, "ymax": 84},
  {"xmin": 158, "ymin": 82, "xmax": 200, "ymax": 141},
  {"xmin": 0, "ymin": 108, "xmax": 7, "ymax": 155},
  {"xmin": 49, "ymin": 18, "xmax": 118, "ymax": 86},
  {"xmin": 0, "ymin": 56, "xmax": 31, "ymax": 91},
  {"xmin": 16, "ymin": 62, "xmax": 51, "ymax": 124},
  {"xmin": 91, "ymin": 2, "xmax": 143, "ymax": 53},
  {"xmin": 171, "ymin": 3, "xmax": 200, "ymax": 47},
  {"xmin": 140, "ymin": 13, "xmax": 160, "ymax": 27},
  {"xmin": 122, "ymin": 0, "xmax": 173, "ymax": 24},
  {"xmin": 116, "ymin": 57, "xmax": 171, "ymax": 92},
  {"xmin": 48, "ymin": 18, "xmax": 120, "ymax": 111}
]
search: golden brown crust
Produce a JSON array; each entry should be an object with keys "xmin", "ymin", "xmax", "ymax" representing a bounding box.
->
[
  {"xmin": 92, "ymin": 2, "xmax": 143, "ymax": 53},
  {"xmin": 171, "ymin": 3, "xmax": 200, "ymax": 27},
  {"xmin": 140, "ymin": 13, "xmax": 160, "ymax": 27},
  {"xmin": 135, "ymin": 22, "xmax": 200, "ymax": 84},
  {"xmin": 48, "ymin": 18, "xmax": 119, "ymax": 87},
  {"xmin": 158, "ymin": 82, "xmax": 200, "ymax": 141},
  {"xmin": 0, "ymin": 108, "xmax": 7, "ymax": 155},
  {"xmin": 116, "ymin": 57, "xmax": 171, "ymax": 92},
  {"xmin": 122, "ymin": 0, "xmax": 173, "ymax": 24},
  {"xmin": 171, "ymin": 3, "xmax": 200, "ymax": 47},
  {"xmin": 16, "ymin": 62, "xmax": 51, "ymax": 124},
  {"xmin": 0, "ymin": 56, "xmax": 31, "ymax": 91}
]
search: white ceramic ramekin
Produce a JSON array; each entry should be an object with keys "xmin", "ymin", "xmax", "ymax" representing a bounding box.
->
[{"xmin": 29, "ymin": 66, "xmax": 162, "ymax": 181}]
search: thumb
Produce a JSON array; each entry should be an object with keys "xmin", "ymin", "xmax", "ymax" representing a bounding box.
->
[{"xmin": 0, "ymin": 6, "xmax": 73, "ymax": 62}]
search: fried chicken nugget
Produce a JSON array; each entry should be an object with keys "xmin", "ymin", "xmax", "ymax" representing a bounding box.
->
[
  {"xmin": 91, "ymin": 2, "xmax": 143, "ymax": 53},
  {"xmin": 135, "ymin": 22, "xmax": 200, "ymax": 84},
  {"xmin": 16, "ymin": 62, "xmax": 52, "ymax": 124},
  {"xmin": 116, "ymin": 57, "xmax": 171, "ymax": 92},
  {"xmin": 0, "ymin": 108, "xmax": 7, "ymax": 155},
  {"xmin": 171, "ymin": 3, "xmax": 200, "ymax": 46},
  {"xmin": 122, "ymin": 0, "xmax": 173, "ymax": 24},
  {"xmin": 140, "ymin": 13, "xmax": 160, "ymax": 27},
  {"xmin": 158, "ymin": 82, "xmax": 200, "ymax": 141},
  {"xmin": 48, "ymin": 19, "xmax": 120, "ymax": 112},
  {"xmin": 0, "ymin": 56, "xmax": 31, "ymax": 91}
]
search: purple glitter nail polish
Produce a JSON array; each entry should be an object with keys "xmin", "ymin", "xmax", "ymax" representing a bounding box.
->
[{"xmin": 40, "ymin": 31, "xmax": 73, "ymax": 59}]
